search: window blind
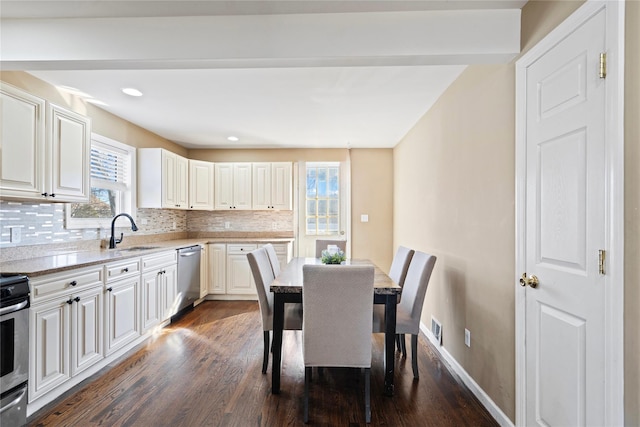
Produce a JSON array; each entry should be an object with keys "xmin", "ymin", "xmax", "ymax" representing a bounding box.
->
[{"xmin": 90, "ymin": 141, "xmax": 129, "ymax": 190}]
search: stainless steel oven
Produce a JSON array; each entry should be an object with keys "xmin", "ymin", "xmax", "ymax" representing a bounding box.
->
[{"xmin": 0, "ymin": 275, "xmax": 30, "ymax": 427}]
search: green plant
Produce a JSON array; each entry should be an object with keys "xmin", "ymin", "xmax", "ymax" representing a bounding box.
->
[{"xmin": 321, "ymin": 249, "xmax": 346, "ymax": 264}]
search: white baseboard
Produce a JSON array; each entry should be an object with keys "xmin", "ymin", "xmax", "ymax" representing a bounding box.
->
[{"xmin": 419, "ymin": 322, "xmax": 514, "ymax": 427}]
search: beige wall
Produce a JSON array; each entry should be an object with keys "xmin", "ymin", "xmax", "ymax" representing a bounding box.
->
[
  {"xmin": 0, "ymin": 71, "xmax": 187, "ymax": 156},
  {"xmin": 625, "ymin": 1, "xmax": 640, "ymax": 425}
]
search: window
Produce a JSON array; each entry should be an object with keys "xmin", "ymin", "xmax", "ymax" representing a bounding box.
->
[
  {"xmin": 306, "ymin": 162, "xmax": 339, "ymax": 235},
  {"xmin": 66, "ymin": 134, "xmax": 136, "ymax": 229}
]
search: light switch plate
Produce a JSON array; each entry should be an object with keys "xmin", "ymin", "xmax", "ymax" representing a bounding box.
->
[
  {"xmin": 10, "ymin": 227, "xmax": 21, "ymax": 243},
  {"xmin": 360, "ymin": 214, "xmax": 369, "ymax": 223}
]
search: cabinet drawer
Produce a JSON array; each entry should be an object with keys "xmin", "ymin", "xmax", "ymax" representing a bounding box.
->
[
  {"xmin": 227, "ymin": 244, "xmax": 257, "ymax": 255},
  {"xmin": 141, "ymin": 251, "xmax": 177, "ymax": 271},
  {"xmin": 105, "ymin": 258, "xmax": 141, "ymax": 283},
  {"xmin": 31, "ymin": 266, "xmax": 103, "ymax": 301}
]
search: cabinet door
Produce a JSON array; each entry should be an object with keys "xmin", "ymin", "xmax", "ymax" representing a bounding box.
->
[
  {"xmin": 48, "ymin": 103, "xmax": 91, "ymax": 202},
  {"xmin": 189, "ymin": 160, "xmax": 214, "ymax": 210},
  {"xmin": 209, "ymin": 243, "xmax": 226, "ymax": 294},
  {"xmin": 233, "ymin": 163, "xmax": 253, "ymax": 210},
  {"xmin": 252, "ymin": 162, "xmax": 271, "ymax": 210},
  {"xmin": 214, "ymin": 163, "xmax": 234, "ymax": 209},
  {"xmin": 0, "ymin": 84, "xmax": 46, "ymax": 200},
  {"xmin": 161, "ymin": 264, "xmax": 178, "ymax": 321},
  {"xmin": 30, "ymin": 296, "xmax": 70, "ymax": 401},
  {"xmin": 271, "ymin": 162, "xmax": 292, "ymax": 210},
  {"xmin": 227, "ymin": 253, "xmax": 256, "ymax": 295},
  {"xmin": 141, "ymin": 270, "xmax": 162, "ymax": 332},
  {"xmin": 200, "ymin": 244, "xmax": 209, "ymax": 298},
  {"xmin": 161, "ymin": 150, "xmax": 178, "ymax": 208},
  {"xmin": 105, "ymin": 277, "xmax": 140, "ymax": 355},
  {"xmin": 71, "ymin": 286, "xmax": 103, "ymax": 376},
  {"xmin": 176, "ymin": 154, "xmax": 189, "ymax": 209}
]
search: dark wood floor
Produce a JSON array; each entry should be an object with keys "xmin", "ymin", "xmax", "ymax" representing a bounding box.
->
[{"xmin": 28, "ymin": 301, "xmax": 498, "ymax": 426}]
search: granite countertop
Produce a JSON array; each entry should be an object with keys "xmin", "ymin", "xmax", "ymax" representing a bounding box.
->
[{"xmin": 0, "ymin": 236, "xmax": 295, "ymax": 277}]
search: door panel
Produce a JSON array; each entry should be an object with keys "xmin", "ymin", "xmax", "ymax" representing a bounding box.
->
[{"xmin": 523, "ymin": 7, "xmax": 606, "ymax": 426}]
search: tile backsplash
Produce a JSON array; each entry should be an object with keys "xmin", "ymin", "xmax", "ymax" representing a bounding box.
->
[{"xmin": 0, "ymin": 200, "xmax": 293, "ymax": 250}]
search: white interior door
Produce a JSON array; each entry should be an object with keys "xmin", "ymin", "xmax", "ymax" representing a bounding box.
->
[{"xmin": 516, "ymin": 2, "xmax": 624, "ymax": 425}]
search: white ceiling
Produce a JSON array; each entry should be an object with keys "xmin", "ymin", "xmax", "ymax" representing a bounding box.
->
[{"xmin": 1, "ymin": 1, "xmax": 526, "ymax": 149}]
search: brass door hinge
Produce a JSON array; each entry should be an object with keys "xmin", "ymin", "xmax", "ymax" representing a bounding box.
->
[
  {"xmin": 599, "ymin": 249, "xmax": 606, "ymax": 275},
  {"xmin": 599, "ymin": 53, "xmax": 607, "ymax": 79}
]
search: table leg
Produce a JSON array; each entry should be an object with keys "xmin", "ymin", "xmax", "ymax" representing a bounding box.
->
[
  {"xmin": 271, "ymin": 292, "xmax": 285, "ymax": 394},
  {"xmin": 384, "ymin": 293, "xmax": 397, "ymax": 396}
]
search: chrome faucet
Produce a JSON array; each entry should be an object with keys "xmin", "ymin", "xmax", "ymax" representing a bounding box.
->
[{"xmin": 109, "ymin": 213, "xmax": 139, "ymax": 249}]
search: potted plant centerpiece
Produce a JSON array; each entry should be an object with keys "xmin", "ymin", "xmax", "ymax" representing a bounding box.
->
[{"xmin": 321, "ymin": 248, "xmax": 346, "ymax": 264}]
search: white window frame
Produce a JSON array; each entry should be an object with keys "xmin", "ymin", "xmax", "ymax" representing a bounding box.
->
[
  {"xmin": 305, "ymin": 162, "xmax": 340, "ymax": 236},
  {"xmin": 65, "ymin": 133, "xmax": 136, "ymax": 229}
]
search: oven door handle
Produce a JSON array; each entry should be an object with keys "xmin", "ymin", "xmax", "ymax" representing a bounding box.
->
[
  {"xmin": 0, "ymin": 299, "xmax": 28, "ymax": 316},
  {"xmin": 0, "ymin": 387, "xmax": 27, "ymax": 414}
]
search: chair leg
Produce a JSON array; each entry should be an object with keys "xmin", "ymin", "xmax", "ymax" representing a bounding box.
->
[
  {"xmin": 364, "ymin": 368, "xmax": 371, "ymax": 424},
  {"xmin": 411, "ymin": 334, "xmax": 419, "ymax": 379},
  {"xmin": 400, "ymin": 333, "xmax": 407, "ymax": 358},
  {"xmin": 304, "ymin": 367, "xmax": 311, "ymax": 423},
  {"xmin": 262, "ymin": 331, "xmax": 270, "ymax": 374}
]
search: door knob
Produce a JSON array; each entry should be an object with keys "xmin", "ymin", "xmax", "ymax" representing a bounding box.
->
[{"xmin": 519, "ymin": 273, "xmax": 539, "ymax": 288}]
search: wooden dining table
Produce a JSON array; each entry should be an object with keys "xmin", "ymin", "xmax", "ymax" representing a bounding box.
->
[{"xmin": 270, "ymin": 257, "xmax": 401, "ymax": 396}]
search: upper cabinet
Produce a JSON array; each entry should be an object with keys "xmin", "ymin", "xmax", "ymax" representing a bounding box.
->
[
  {"xmin": 252, "ymin": 162, "xmax": 292, "ymax": 210},
  {"xmin": 214, "ymin": 163, "xmax": 252, "ymax": 210},
  {"xmin": 0, "ymin": 83, "xmax": 91, "ymax": 203},
  {"xmin": 138, "ymin": 148, "xmax": 189, "ymax": 209},
  {"xmin": 188, "ymin": 160, "xmax": 214, "ymax": 210}
]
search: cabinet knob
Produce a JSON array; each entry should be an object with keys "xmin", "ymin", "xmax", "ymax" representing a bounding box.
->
[
  {"xmin": 122, "ymin": 267, "xmax": 129, "ymax": 273},
  {"xmin": 107, "ymin": 287, "xmax": 113, "ymax": 292},
  {"xmin": 41, "ymin": 192, "xmax": 48, "ymax": 197},
  {"xmin": 74, "ymin": 296, "xmax": 80, "ymax": 302},
  {"xmin": 70, "ymin": 280, "xmax": 77, "ymax": 286},
  {"xmin": 66, "ymin": 298, "xmax": 73, "ymax": 305},
  {"xmin": 50, "ymin": 193, "xmax": 56, "ymax": 197}
]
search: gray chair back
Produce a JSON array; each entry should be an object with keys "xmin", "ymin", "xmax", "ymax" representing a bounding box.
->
[
  {"xmin": 302, "ymin": 264, "xmax": 374, "ymax": 367},
  {"xmin": 263, "ymin": 243, "xmax": 281, "ymax": 277},
  {"xmin": 388, "ymin": 246, "xmax": 414, "ymax": 287},
  {"xmin": 398, "ymin": 251, "xmax": 437, "ymax": 334},
  {"xmin": 247, "ymin": 247, "xmax": 275, "ymax": 330},
  {"xmin": 314, "ymin": 239, "xmax": 347, "ymax": 258}
]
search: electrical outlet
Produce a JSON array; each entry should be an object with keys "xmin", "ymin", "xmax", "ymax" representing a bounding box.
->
[
  {"xmin": 10, "ymin": 227, "xmax": 21, "ymax": 243},
  {"xmin": 272, "ymin": 222, "xmax": 277, "ymax": 230},
  {"xmin": 140, "ymin": 218, "xmax": 148, "ymax": 225},
  {"xmin": 225, "ymin": 221, "xmax": 231, "ymax": 229},
  {"xmin": 465, "ymin": 329, "xmax": 471, "ymax": 347}
]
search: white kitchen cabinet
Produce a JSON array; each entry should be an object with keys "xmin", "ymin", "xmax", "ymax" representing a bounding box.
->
[
  {"xmin": 0, "ymin": 83, "xmax": 90, "ymax": 203},
  {"xmin": 140, "ymin": 251, "xmax": 178, "ymax": 331},
  {"xmin": 226, "ymin": 244, "xmax": 257, "ymax": 295},
  {"xmin": 189, "ymin": 159, "xmax": 214, "ymax": 210},
  {"xmin": 138, "ymin": 148, "xmax": 189, "ymax": 209},
  {"xmin": 104, "ymin": 258, "xmax": 141, "ymax": 356},
  {"xmin": 252, "ymin": 162, "xmax": 292, "ymax": 210},
  {"xmin": 29, "ymin": 266, "xmax": 104, "ymax": 402},
  {"xmin": 208, "ymin": 243, "xmax": 227, "ymax": 295},
  {"xmin": 200, "ymin": 243, "xmax": 209, "ymax": 299},
  {"xmin": 214, "ymin": 163, "xmax": 252, "ymax": 210}
]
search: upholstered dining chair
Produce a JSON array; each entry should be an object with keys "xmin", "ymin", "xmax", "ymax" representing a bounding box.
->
[
  {"xmin": 263, "ymin": 243, "xmax": 281, "ymax": 277},
  {"xmin": 314, "ymin": 239, "xmax": 347, "ymax": 258},
  {"xmin": 247, "ymin": 247, "xmax": 302, "ymax": 374},
  {"xmin": 302, "ymin": 264, "xmax": 375, "ymax": 424},
  {"xmin": 373, "ymin": 251, "xmax": 436, "ymax": 379},
  {"xmin": 388, "ymin": 246, "xmax": 415, "ymax": 351}
]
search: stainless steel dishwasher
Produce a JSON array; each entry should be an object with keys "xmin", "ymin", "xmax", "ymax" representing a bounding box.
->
[{"xmin": 176, "ymin": 245, "xmax": 201, "ymax": 313}]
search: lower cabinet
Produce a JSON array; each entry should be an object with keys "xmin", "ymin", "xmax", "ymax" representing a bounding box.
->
[
  {"xmin": 226, "ymin": 244, "xmax": 257, "ymax": 295},
  {"xmin": 104, "ymin": 275, "xmax": 140, "ymax": 356},
  {"xmin": 141, "ymin": 251, "xmax": 178, "ymax": 331},
  {"xmin": 29, "ymin": 267, "xmax": 104, "ymax": 402},
  {"xmin": 208, "ymin": 243, "xmax": 227, "ymax": 295}
]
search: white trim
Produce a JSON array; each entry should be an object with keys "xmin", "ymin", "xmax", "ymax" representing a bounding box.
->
[
  {"xmin": 514, "ymin": 1, "xmax": 625, "ymax": 425},
  {"xmin": 420, "ymin": 322, "xmax": 514, "ymax": 427}
]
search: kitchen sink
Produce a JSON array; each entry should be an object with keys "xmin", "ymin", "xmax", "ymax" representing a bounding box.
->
[{"xmin": 118, "ymin": 246, "xmax": 159, "ymax": 251}]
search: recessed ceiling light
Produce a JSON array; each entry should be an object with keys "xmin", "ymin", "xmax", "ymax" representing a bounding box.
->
[
  {"xmin": 122, "ymin": 88, "xmax": 143, "ymax": 97},
  {"xmin": 227, "ymin": 136, "xmax": 239, "ymax": 142}
]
